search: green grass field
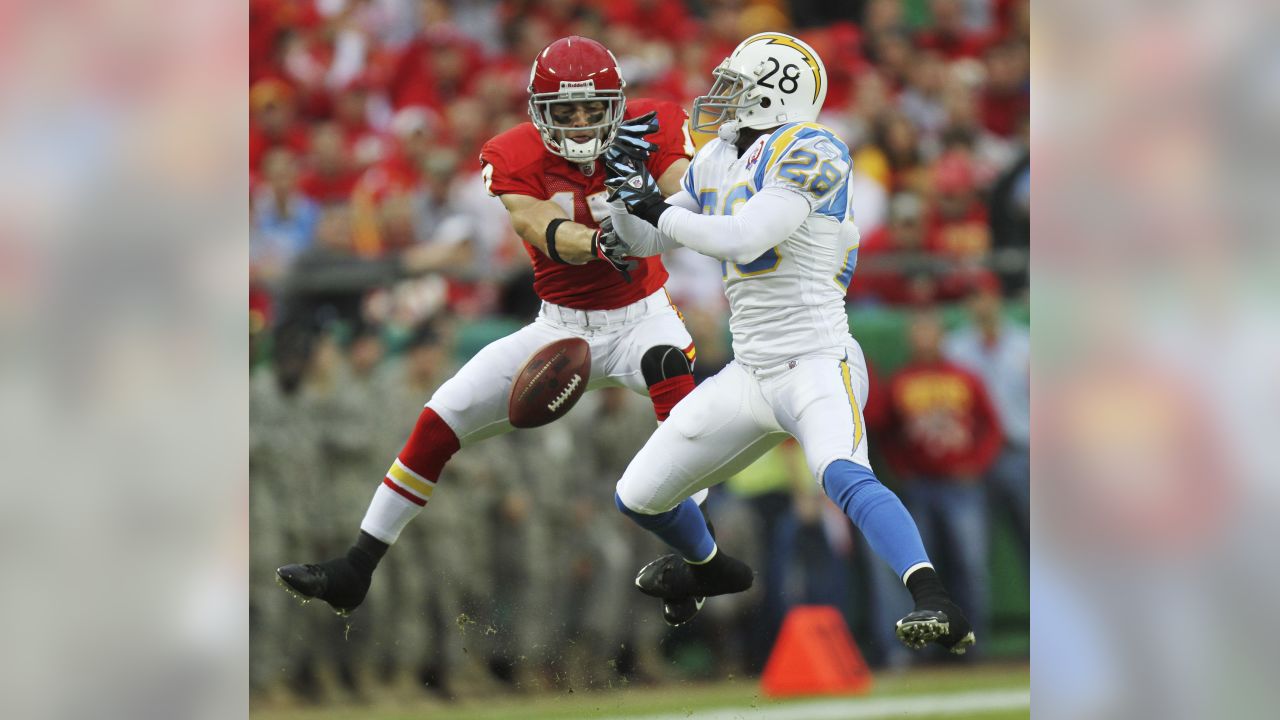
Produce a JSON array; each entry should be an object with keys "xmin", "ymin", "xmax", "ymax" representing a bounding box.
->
[{"xmin": 252, "ymin": 663, "xmax": 1029, "ymax": 720}]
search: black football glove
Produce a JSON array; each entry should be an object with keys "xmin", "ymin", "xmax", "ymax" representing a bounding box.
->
[
  {"xmin": 609, "ymin": 110, "xmax": 660, "ymax": 164},
  {"xmin": 603, "ymin": 150, "xmax": 637, "ymax": 198},
  {"xmin": 605, "ymin": 161, "xmax": 669, "ymax": 227},
  {"xmin": 590, "ymin": 216, "xmax": 638, "ymax": 282}
]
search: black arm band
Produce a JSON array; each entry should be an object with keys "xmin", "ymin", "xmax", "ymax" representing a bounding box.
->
[{"xmin": 545, "ymin": 218, "xmax": 571, "ymax": 264}]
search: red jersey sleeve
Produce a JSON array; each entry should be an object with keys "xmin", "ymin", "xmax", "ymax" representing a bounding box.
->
[
  {"xmin": 631, "ymin": 98, "xmax": 693, "ymax": 180},
  {"xmin": 478, "ymin": 124, "xmax": 546, "ymax": 198}
]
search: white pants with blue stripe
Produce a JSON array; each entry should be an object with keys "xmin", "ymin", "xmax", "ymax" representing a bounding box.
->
[{"xmin": 616, "ymin": 342, "xmax": 873, "ymax": 514}]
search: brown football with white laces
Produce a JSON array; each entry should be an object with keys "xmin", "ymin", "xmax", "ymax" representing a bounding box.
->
[{"xmin": 507, "ymin": 338, "xmax": 591, "ymax": 428}]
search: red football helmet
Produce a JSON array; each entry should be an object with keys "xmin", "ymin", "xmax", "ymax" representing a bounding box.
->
[{"xmin": 527, "ymin": 36, "xmax": 627, "ymax": 163}]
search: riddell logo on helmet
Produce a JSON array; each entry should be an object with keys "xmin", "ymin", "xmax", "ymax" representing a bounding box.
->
[{"xmin": 559, "ymin": 80, "xmax": 596, "ymax": 91}]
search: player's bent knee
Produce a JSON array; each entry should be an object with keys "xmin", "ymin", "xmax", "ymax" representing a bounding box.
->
[
  {"xmin": 821, "ymin": 459, "xmax": 879, "ymax": 492},
  {"xmin": 642, "ymin": 345, "xmax": 695, "ymax": 422},
  {"xmin": 641, "ymin": 345, "xmax": 693, "ymax": 385},
  {"xmin": 615, "ymin": 476, "xmax": 671, "ymax": 516},
  {"xmin": 822, "ymin": 459, "xmax": 894, "ymax": 521},
  {"xmin": 614, "ymin": 491, "xmax": 650, "ymax": 517}
]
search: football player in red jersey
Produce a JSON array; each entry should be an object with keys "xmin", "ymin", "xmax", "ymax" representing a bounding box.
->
[{"xmin": 278, "ymin": 37, "xmax": 711, "ymax": 627}]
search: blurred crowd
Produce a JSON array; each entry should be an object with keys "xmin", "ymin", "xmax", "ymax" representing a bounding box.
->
[
  {"xmin": 249, "ymin": 0, "xmax": 1030, "ymax": 705},
  {"xmin": 249, "ymin": 0, "xmax": 1029, "ymax": 334}
]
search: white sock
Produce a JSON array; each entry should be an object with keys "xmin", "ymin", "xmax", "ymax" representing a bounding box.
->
[{"xmin": 360, "ymin": 484, "xmax": 424, "ymax": 544}]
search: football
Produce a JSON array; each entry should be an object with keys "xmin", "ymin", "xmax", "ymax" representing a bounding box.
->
[{"xmin": 507, "ymin": 338, "xmax": 591, "ymax": 428}]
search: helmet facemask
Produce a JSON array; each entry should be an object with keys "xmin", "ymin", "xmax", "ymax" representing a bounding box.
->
[
  {"xmin": 528, "ymin": 90, "xmax": 626, "ymax": 164},
  {"xmin": 691, "ymin": 65, "xmax": 762, "ymax": 134}
]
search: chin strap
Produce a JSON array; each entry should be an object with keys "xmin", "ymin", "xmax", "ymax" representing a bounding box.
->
[{"xmin": 562, "ymin": 136, "xmax": 605, "ymax": 167}]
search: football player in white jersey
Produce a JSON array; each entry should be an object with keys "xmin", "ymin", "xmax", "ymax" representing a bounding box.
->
[{"xmin": 602, "ymin": 32, "xmax": 975, "ymax": 654}]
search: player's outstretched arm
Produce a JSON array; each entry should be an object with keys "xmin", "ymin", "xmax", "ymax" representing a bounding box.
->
[
  {"xmin": 610, "ymin": 162, "xmax": 810, "ymax": 264},
  {"xmin": 499, "ymin": 193, "xmax": 598, "ymax": 264},
  {"xmin": 659, "ymin": 188, "xmax": 810, "ymax": 263}
]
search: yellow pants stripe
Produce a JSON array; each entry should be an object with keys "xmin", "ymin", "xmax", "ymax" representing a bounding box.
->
[
  {"xmin": 388, "ymin": 460, "xmax": 435, "ymax": 497},
  {"xmin": 839, "ymin": 360, "xmax": 865, "ymax": 452}
]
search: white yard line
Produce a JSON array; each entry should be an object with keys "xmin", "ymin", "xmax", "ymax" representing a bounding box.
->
[{"xmin": 601, "ymin": 688, "xmax": 1031, "ymax": 720}]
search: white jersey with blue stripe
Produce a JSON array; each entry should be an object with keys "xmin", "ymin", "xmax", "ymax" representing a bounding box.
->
[{"xmin": 680, "ymin": 121, "xmax": 861, "ymax": 367}]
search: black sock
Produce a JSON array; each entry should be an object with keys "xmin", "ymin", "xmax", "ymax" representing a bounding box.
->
[
  {"xmin": 347, "ymin": 530, "xmax": 389, "ymax": 576},
  {"xmin": 688, "ymin": 548, "xmax": 753, "ymax": 592},
  {"xmin": 904, "ymin": 566, "xmax": 950, "ymax": 609}
]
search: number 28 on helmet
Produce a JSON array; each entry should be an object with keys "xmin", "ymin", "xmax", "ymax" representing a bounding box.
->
[
  {"xmin": 692, "ymin": 32, "xmax": 828, "ymax": 136},
  {"xmin": 528, "ymin": 36, "xmax": 627, "ymax": 164}
]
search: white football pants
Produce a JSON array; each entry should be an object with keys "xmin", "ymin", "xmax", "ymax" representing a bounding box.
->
[
  {"xmin": 616, "ymin": 342, "xmax": 872, "ymax": 514},
  {"xmin": 428, "ymin": 289, "xmax": 694, "ymax": 445}
]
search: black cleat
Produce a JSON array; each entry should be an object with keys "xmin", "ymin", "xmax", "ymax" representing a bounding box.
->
[
  {"xmin": 895, "ymin": 603, "xmax": 976, "ymax": 654},
  {"xmin": 658, "ymin": 512, "xmax": 716, "ymax": 626},
  {"xmin": 276, "ymin": 557, "xmax": 371, "ymax": 616},
  {"xmin": 635, "ymin": 550, "xmax": 753, "ymax": 600},
  {"xmin": 661, "ymin": 595, "xmax": 705, "ymax": 627}
]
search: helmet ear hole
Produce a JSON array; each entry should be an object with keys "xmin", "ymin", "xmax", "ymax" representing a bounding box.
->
[{"xmin": 759, "ymin": 97, "xmax": 772, "ymax": 109}]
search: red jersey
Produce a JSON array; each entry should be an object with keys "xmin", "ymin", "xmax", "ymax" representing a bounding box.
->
[
  {"xmin": 884, "ymin": 360, "xmax": 1003, "ymax": 479},
  {"xmin": 479, "ymin": 98, "xmax": 692, "ymax": 310},
  {"xmin": 299, "ymin": 167, "xmax": 360, "ymax": 205}
]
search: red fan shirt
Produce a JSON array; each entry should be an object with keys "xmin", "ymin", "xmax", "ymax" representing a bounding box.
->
[{"xmin": 883, "ymin": 360, "xmax": 1004, "ymax": 479}]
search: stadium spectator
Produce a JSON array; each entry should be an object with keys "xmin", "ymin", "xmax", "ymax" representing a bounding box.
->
[
  {"xmin": 387, "ymin": 7, "xmax": 485, "ymax": 111},
  {"xmin": 980, "ymin": 40, "xmax": 1030, "ymax": 138},
  {"xmin": 871, "ymin": 110, "xmax": 929, "ymax": 193},
  {"xmin": 865, "ymin": 30, "xmax": 915, "ymax": 92},
  {"xmin": 944, "ymin": 283, "xmax": 1030, "ymax": 555},
  {"xmin": 899, "ymin": 49, "xmax": 951, "ymax": 151},
  {"xmin": 250, "ymin": 79, "xmax": 311, "ymax": 173},
  {"xmin": 850, "ymin": 192, "xmax": 988, "ymax": 306},
  {"xmin": 252, "ymin": 148, "xmax": 321, "ymax": 282},
  {"xmin": 878, "ymin": 309, "xmax": 1004, "ymax": 660},
  {"xmin": 834, "ymin": 67, "xmax": 890, "ymax": 149},
  {"xmin": 363, "ymin": 105, "xmax": 437, "ymax": 199},
  {"xmin": 330, "ymin": 77, "xmax": 388, "ymax": 168},
  {"xmin": 299, "ymin": 122, "xmax": 361, "ymax": 205},
  {"xmin": 916, "ymin": 0, "xmax": 993, "ymax": 60},
  {"xmin": 939, "ymin": 96, "xmax": 1019, "ymax": 191},
  {"xmin": 987, "ymin": 120, "xmax": 1030, "ymax": 295},
  {"xmin": 926, "ymin": 150, "xmax": 992, "ymax": 259}
]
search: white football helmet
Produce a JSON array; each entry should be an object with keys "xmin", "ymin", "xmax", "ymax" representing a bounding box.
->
[{"xmin": 691, "ymin": 32, "xmax": 828, "ymax": 138}]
